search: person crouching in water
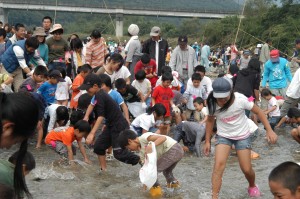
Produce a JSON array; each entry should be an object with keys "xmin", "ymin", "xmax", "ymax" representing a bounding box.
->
[{"xmin": 118, "ymin": 129, "xmax": 184, "ymax": 197}]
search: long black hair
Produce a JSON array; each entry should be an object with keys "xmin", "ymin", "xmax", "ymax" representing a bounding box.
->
[
  {"xmin": 0, "ymin": 93, "xmax": 39, "ymax": 198},
  {"xmin": 146, "ymin": 103, "xmax": 166, "ymax": 117},
  {"xmin": 207, "ymin": 91, "xmax": 235, "ymax": 115}
]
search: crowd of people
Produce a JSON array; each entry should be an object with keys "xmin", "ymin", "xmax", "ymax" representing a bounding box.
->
[{"xmin": 0, "ymin": 15, "xmax": 300, "ymax": 199}]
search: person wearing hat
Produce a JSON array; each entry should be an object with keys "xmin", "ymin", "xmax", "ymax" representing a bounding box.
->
[
  {"xmin": 124, "ymin": 24, "xmax": 143, "ymax": 81},
  {"xmin": 31, "ymin": 27, "xmax": 48, "ymax": 65},
  {"xmin": 262, "ymin": 49, "xmax": 292, "ymax": 98},
  {"xmin": 79, "ymin": 73, "xmax": 140, "ymax": 171},
  {"xmin": 37, "ymin": 69, "xmax": 65, "ymax": 105},
  {"xmin": 85, "ymin": 29, "xmax": 106, "ymax": 69},
  {"xmin": 238, "ymin": 50, "xmax": 251, "ymax": 70},
  {"xmin": 254, "ymin": 44, "xmax": 262, "ymax": 57},
  {"xmin": 0, "ymin": 37, "xmax": 46, "ymax": 92},
  {"xmin": 46, "ymin": 24, "xmax": 69, "ymax": 70},
  {"xmin": 204, "ymin": 77, "xmax": 278, "ymax": 198},
  {"xmin": 142, "ymin": 26, "xmax": 169, "ymax": 76},
  {"xmin": 169, "ymin": 35, "xmax": 197, "ymax": 85}
]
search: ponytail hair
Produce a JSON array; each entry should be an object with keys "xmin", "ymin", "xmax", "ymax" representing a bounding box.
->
[
  {"xmin": 0, "ymin": 93, "xmax": 39, "ymax": 198},
  {"xmin": 207, "ymin": 91, "xmax": 235, "ymax": 115},
  {"xmin": 146, "ymin": 103, "xmax": 166, "ymax": 117}
]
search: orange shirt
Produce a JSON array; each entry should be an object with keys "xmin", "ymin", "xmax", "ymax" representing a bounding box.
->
[
  {"xmin": 45, "ymin": 127, "xmax": 81, "ymax": 146},
  {"xmin": 70, "ymin": 74, "xmax": 84, "ymax": 109}
]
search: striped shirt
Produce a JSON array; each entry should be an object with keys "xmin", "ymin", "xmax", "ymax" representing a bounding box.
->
[{"xmin": 85, "ymin": 38, "xmax": 106, "ymax": 68}]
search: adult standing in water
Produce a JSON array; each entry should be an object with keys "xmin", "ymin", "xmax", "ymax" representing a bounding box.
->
[{"xmin": 124, "ymin": 24, "xmax": 143, "ymax": 81}]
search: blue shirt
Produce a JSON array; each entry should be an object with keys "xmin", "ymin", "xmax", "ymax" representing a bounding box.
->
[
  {"xmin": 262, "ymin": 57, "xmax": 292, "ymax": 89},
  {"xmin": 109, "ymin": 89, "xmax": 124, "ymax": 107},
  {"xmin": 37, "ymin": 81, "xmax": 57, "ymax": 104}
]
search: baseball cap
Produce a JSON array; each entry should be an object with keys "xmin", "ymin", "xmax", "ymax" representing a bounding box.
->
[
  {"xmin": 212, "ymin": 77, "xmax": 233, "ymax": 98},
  {"xmin": 243, "ymin": 50, "xmax": 251, "ymax": 55},
  {"xmin": 178, "ymin": 35, "xmax": 188, "ymax": 43},
  {"xmin": 48, "ymin": 70, "xmax": 65, "ymax": 82},
  {"xmin": 78, "ymin": 73, "xmax": 101, "ymax": 90},
  {"xmin": 270, "ymin": 49, "xmax": 280, "ymax": 62},
  {"xmin": 150, "ymin": 26, "xmax": 161, "ymax": 37}
]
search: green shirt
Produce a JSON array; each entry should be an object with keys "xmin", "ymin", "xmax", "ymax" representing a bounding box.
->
[
  {"xmin": 46, "ymin": 37, "xmax": 69, "ymax": 63},
  {"xmin": 0, "ymin": 160, "xmax": 14, "ymax": 188}
]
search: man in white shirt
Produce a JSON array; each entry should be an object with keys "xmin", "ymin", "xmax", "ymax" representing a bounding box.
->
[{"xmin": 280, "ymin": 67, "xmax": 300, "ymax": 117}]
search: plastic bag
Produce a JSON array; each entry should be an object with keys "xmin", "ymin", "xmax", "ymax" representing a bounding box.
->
[{"xmin": 139, "ymin": 142, "xmax": 157, "ymax": 189}]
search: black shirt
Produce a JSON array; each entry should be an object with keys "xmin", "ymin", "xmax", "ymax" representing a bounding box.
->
[
  {"xmin": 119, "ymin": 85, "xmax": 140, "ymax": 103},
  {"xmin": 93, "ymin": 90, "xmax": 127, "ymax": 127}
]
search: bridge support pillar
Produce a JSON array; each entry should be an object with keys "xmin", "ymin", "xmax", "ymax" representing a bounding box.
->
[
  {"xmin": 116, "ymin": 13, "xmax": 123, "ymax": 37},
  {"xmin": 0, "ymin": 8, "xmax": 8, "ymax": 24}
]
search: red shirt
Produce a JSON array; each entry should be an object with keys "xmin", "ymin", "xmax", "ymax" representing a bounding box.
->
[
  {"xmin": 152, "ymin": 85, "xmax": 174, "ymax": 117},
  {"xmin": 134, "ymin": 59, "xmax": 158, "ymax": 88}
]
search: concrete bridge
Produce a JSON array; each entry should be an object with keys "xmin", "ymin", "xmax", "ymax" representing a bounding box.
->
[{"xmin": 0, "ymin": 0, "xmax": 242, "ymax": 36}]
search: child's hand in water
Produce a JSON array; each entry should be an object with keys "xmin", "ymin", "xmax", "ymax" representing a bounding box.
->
[
  {"xmin": 266, "ymin": 130, "xmax": 278, "ymax": 144},
  {"xmin": 203, "ymin": 142, "xmax": 211, "ymax": 156}
]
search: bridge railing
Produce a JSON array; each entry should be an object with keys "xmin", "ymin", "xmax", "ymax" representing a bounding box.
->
[{"xmin": 0, "ymin": 0, "xmax": 241, "ymax": 14}]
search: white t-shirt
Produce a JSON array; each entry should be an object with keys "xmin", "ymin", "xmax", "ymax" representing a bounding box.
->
[
  {"xmin": 187, "ymin": 76, "xmax": 213, "ymax": 96},
  {"xmin": 201, "ymin": 107, "xmax": 209, "ymax": 116},
  {"xmin": 248, "ymin": 118, "xmax": 258, "ymax": 134},
  {"xmin": 131, "ymin": 113, "xmax": 155, "ymax": 131},
  {"xmin": 131, "ymin": 79, "xmax": 151, "ymax": 96},
  {"xmin": 268, "ymin": 97, "xmax": 280, "ymax": 117},
  {"xmin": 155, "ymin": 76, "xmax": 181, "ymax": 88},
  {"xmin": 115, "ymin": 66, "xmax": 131, "ymax": 80},
  {"xmin": 138, "ymin": 132, "xmax": 177, "ymax": 162},
  {"xmin": 286, "ymin": 68, "xmax": 300, "ymax": 99},
  {"xmin": 55, "ymin": 81, "xmax": 69, "ymax": 101},
  {"xmin": 214, "ymin": 92, "xmax": 254, "ymax": 140},
  {"xmin": 46, "ymin": 104, "xmax": 61, "ymax": 132}
]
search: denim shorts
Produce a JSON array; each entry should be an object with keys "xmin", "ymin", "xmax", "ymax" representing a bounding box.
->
[{"xmin": 215, "ymin": 135, "xmax": 252, "ymax": 150}]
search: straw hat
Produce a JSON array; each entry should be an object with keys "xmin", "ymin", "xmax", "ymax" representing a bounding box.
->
[
  {"xmin": 33, "ymin": 27, "xmax": 46, "ymax": 36},
  {"xmin": 50, "ymin": 24, "xmax": 63, "ymax": 34}
]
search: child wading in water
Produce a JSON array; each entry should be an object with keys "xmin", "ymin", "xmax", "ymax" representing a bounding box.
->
[
  {"xmin": 204, "ymin": 77, "xmax": 278, "ymax": 199},
  {"xmin": 118, "ymin": 129, "xmax": 184, "ymax": 197}
]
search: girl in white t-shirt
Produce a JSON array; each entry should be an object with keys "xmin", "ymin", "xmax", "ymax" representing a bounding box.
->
[
  {"xmin": 130, "ymin": 103, "xmax": 166, "ymax": 135},
  {"xmin": 261, "ymin": 88, "xmax": 281, "ymax": 130},
  {"xmin": 204, "ymin": 77, "xmax": 278, "ymax": 198},
  {"xmin": 55, "ymin": 68, "xmax": 72, "ymax": 106}
]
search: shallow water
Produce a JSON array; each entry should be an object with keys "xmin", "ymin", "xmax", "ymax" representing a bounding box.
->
[{"xmin": 0, "ymin": 125, "xmax": 299, "ymax": 199}]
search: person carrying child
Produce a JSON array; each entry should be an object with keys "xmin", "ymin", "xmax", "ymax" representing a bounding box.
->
[
  {"xmin": 118, "ymin": 129, "xmax": 184, "ymax": 197},
  {"xmin": 45, "ymin": 120, "xmax": 92, "ymax": 165},
  {"xmin": 204, "ymin": 77, "xmax": 278, "ymax": 199},
  {"xmin": 261, "ymin": 88, "xmax": 281, "ymax": 130},
  {"xmin": 269, "ymin": 161, "xmax": 300, "ymax": 199},
  {"xmin": 80, "ymin": 74, "xmax": 140, "ymax": 171},
  {"xmin": 155, "ymin": 66, "xmax": 181, "ymax": 91}
]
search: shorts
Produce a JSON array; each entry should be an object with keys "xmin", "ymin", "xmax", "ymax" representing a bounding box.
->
[
  {"xmin": 50, "ymin": 141, "xmax": 76, "ymax": 158},
  {"xmin": 215, "ymin": 135, "xmax": 252, "ymax": 150}
]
